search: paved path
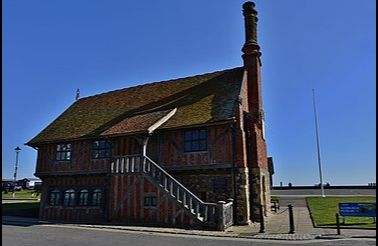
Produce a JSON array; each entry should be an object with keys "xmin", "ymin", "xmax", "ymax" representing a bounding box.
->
[
  {"xmin": 227, "ymin": 196, "xmax": 376, "ymax": 239},
  {"xmin": 3, "ymin": 214, "xmax": 376, "ymax": 241},
  {"xmin": 2, "ymin": 222, "xmax": 376, "ymax": 246}
]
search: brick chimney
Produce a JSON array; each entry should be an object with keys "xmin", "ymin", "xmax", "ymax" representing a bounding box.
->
[
  {"xmin": 241, "ymin": 2, "xmax": 271, "ymax": 222},
  {"xmin": 242, "ymin": 1, "xmax": 263, "ymax": 122}
]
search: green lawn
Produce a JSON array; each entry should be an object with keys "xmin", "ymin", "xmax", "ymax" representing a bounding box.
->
[
  {"xmin": 306, "ymin": 196, "xmax": 376, "ymax": 229},
  {"xmin": 271, "ymin": 196, "xmax": 279, "ymax": 202},
  {"xmin": 2, "ymin": 189, "xmax": 40, "ymax": 200},
  {"xmin": 2, "ymin": 201, "xmax": 40, "ymax": 211}
]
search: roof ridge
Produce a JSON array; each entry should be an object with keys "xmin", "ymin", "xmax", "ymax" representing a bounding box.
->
[{"xmin": 78, "ymin": 67, "xmax": 243, "ymax": 101}]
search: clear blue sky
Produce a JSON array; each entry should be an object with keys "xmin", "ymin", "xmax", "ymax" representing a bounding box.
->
[{"xmin": 2, "ymin": 0, "xmax": 376, "ymax": 185}]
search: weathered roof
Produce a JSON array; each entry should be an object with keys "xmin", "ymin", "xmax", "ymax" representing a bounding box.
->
[{"xmin": 27, "ymin": 67, "xmax": 244, "ymax": 146}]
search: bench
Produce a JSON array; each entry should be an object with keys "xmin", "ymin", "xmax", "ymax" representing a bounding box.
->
[{"xmin": 271, "ymin": 200, "xmax": 280, "ymax": 212}]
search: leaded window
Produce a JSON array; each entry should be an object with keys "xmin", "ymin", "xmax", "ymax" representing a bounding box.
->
[
  {"xmin": 48, "ymin": 189, "xmax": 61, "ymax": 206},
  {"xmin": 56, "ymin": 143, "xmax": 72, "ymax": 161},
  {"xmin": 78, "ymin": 189, "xmax": 89, "ymax": 206},
  {"xmin": 92, "ymin": 189, "xmax": 102, "ymax": 206},
  {"xmin": 144, "ymin": 196, "xmax": 157, "ymax": 207},
  {"xmin": 63, "ymin": 189, "xmax": 75, "ymax": 206},
  {"xmin": 92, "ymin": 140, "xmax": 112, "ymax": 159},
  {"xmin": 184, "ymin": 129, "xmax": 208, "ymax": 152}
]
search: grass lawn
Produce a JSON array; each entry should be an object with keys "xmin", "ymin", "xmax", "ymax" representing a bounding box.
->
[
  {"xmin": 306, "ymin": 196, "xmax": 376, "ymax": 229},
  {"xmin": 2, "ymin": 201, "xmax": 40, "ymax": 211},
  {"xmin": 2, "ymin": 189, "xmax": 40, "ymax": 200},
  {"xmin": 271, "ymin": 196, "xmax": 280, "ymax": 202}
]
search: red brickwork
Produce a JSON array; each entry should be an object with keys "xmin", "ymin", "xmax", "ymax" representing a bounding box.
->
[{"xmin": 109, "ymin": 174, "xmax": 199, "ymax": 228}]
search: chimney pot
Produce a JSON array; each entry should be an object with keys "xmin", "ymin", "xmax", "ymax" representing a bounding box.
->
[
  {"xmin": 243, "ymin": 2, "xmax": 256, "ymax": 11},
  {"xmin": 242, "ymin": 1, "xmax": 260, "ymax": 54}
]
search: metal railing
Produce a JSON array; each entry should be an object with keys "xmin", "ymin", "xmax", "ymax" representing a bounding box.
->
[{"xmin": 111, "ymin": 155, "xmax": 233, "ymax": 230}]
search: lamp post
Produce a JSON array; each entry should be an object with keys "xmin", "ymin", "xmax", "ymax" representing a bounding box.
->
[
  {"xmin": 312, "ymin": 89, "xmax": 325, "ymax": 197},
  {"xmin": 13, "ymin": 146, "xmax": 21, "ymax": 198}
]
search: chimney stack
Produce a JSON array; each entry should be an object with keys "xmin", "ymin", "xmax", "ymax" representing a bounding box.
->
[
  {"xmin": 241, "ymin": 1, "xmax": 263, "ymax": 121},
  {"xmin": 242, "ymin": 1, "xmax": 259, "ymax": 49}
]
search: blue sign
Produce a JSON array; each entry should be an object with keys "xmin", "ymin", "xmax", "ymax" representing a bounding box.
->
[{"xmin": 339, "ymin": 202, "xmax": 376, "ymax": 217}]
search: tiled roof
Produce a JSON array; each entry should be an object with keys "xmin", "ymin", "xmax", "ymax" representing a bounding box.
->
[{"xmin": 27, "ymin": 67, "xmax": 244, "ymax": 146}]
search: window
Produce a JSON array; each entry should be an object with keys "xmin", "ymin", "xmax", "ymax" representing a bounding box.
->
[
  {"xmin": 48, "ymin": 189, "xmax": 61, "ymax": 206},
  {"xmin": 92, "ymin": 140, "xmax": 112, "ymax": 159},
  {"xmin": 144, "ymin": 195, "xmax": 157, "ymax": 207},
  {"xmin": 92, "ymin": 189, "xmax": 102, "ymax": 206},
  {"xmin": 63, "ymin": 189, "xmax": 75, "ymax": 206},
  {"xmin": 78, "ymin": 189, "xmax": 89, "ymax": 206},
  {"xmin": 184, "ymin": 129, "xmax": 208, "ymax": 152},
  {"xmin": 56, "ymin": 143, "xmax": 72, "ymax": 161}
]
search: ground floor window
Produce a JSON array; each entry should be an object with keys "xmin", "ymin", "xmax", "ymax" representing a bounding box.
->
[
  {"xmin": 63, "ymin": 189, "xmax": 76, "ymax": 206},
  {"xmin": 92, "ymin": 189, "xmax": 102, "ymax": 206},
  {"xmin": 144, "ymin": 195, "xmax": 157, "ymax": 207},
  {"xmin": 48, "ymin": 189, "xmax": 61, "ymax": 206},
  {"xmin": 48, "ymin": 187, "xmax": 102, "ymax": 207},
  {"xmin": 79, "ymin": 189, "xmax": 89, "ymax": 206}
]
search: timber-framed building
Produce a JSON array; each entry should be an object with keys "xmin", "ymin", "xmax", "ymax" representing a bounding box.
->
[{"xmin": 27, "ymin": 2, "xmax": 272, "ymax": 230}]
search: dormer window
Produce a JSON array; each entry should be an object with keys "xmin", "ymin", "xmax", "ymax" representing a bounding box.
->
[
  {"xmin": 56, "ymin": 143, "xmax": 72, "ymax": 161},
  {"xmin": 92, "ymin": 140, "xmax": 112, "ymax": 159}
]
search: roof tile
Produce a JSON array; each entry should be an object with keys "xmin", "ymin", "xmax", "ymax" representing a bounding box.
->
[{"xmin": 27, "ymin": 67, "xmax": 244, "ymax": 145}]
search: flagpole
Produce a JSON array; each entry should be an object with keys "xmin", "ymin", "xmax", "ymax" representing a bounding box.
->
[{"xmin": 312, "ymin": 89, "xmax": 325, "ymax": 197}]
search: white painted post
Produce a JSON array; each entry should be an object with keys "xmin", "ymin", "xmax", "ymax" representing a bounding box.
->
[{"xmin": 217, "ymin": 201, "xmax": 226, "ymax": 231}]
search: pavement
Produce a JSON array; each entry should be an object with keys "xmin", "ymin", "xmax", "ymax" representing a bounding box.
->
[
  {"xmin": 3, "ymin": 210, "xmax": 375, "ymax": 242},
  {"xmin": 3, "ymin": 223, "xmax": 376, "ymax": 246},
  {"xmin": 2, "ymin": 191, "xmax": 376, "ymax": 242}
]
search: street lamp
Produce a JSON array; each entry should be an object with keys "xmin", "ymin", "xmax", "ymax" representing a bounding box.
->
[{"xmin": 13, "ymin": 146, "xmax": 21, "ymax": 198}]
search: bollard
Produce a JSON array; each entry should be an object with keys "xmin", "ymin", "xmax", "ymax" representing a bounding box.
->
[
  {"xmin": 336, "ymin": 213, "xmax": 341, "ymax": 235},
  {"xmin": 259, "ymin": 204, "xmax": 265, "ymax": 233},
  {"xmin": 288, "ymin": 204, "xmax": 295, "ymax": 234}
]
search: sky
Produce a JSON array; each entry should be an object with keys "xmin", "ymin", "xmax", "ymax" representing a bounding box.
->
[{"xmin": 2, "ymin": 0, "xmax": 376, "ymax": 185}]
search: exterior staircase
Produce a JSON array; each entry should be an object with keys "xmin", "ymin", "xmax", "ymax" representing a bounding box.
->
[{"xmin": 111, "ymin": 155, "xmax": 233, "ymax": 230}]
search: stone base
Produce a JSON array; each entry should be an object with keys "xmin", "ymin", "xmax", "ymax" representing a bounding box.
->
[
  {"xmin": 234, "ymin": 168, "xmax": 251, "ymax": 225},
  {"xmin": 250, "ymin": 168, "xmax": 271, "ymax": 222}
]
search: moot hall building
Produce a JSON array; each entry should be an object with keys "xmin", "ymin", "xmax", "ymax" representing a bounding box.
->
[{"xmin": 27, "ymin": 2, "xmax": 273, "ymax": 230}]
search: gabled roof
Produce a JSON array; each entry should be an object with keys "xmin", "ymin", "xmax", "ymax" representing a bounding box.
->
[{"xmin": 27, "ymin": 67, "xmax": 244, "ymax": 146}]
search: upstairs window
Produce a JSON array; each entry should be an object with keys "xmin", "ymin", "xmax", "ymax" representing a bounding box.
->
[
  {"xmin": 92, "ymin": 189, "xmax": 102, "ymax": 206},
  {"xmin": 63, "ymin": 189, "xmax": 75, "ymax": 206},
  {"xmin": 48, "ymin": 189, "xmax": 61, "ymax": 206},
  {"xmin": 184, "ymin": 129, "xmax": 208, "ymax": 152},
  {"xmin": 92, "ymin": 140, "xmax": 112, "ymax": 159},
  {"xmin": 56, "ymin": 143, "xmax": 72, "ymax": 161}
]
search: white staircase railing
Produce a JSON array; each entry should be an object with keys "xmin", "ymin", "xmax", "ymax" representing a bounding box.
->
[{"xmin": 111, "ymin": 155, "xmax": 233, "ymax": 229}]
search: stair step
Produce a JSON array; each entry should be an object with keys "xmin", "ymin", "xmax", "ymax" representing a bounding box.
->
[{"xmin": 139, "ymin": 156, "xmax": 219, "ymax": 224}]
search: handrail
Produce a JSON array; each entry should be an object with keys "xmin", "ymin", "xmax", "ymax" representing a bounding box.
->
[
  {"xmin": 144, "ymin": 156, "xmax": 215, "ymax": 206},
  {"xmin": 111, "ymin": 154, "xmax": 233, "ymax": 229}
]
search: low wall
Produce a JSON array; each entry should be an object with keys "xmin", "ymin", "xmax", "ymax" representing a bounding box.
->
[{"xmin": 272, "ymin": 185, "xmax": 376, "ymax": 190}]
